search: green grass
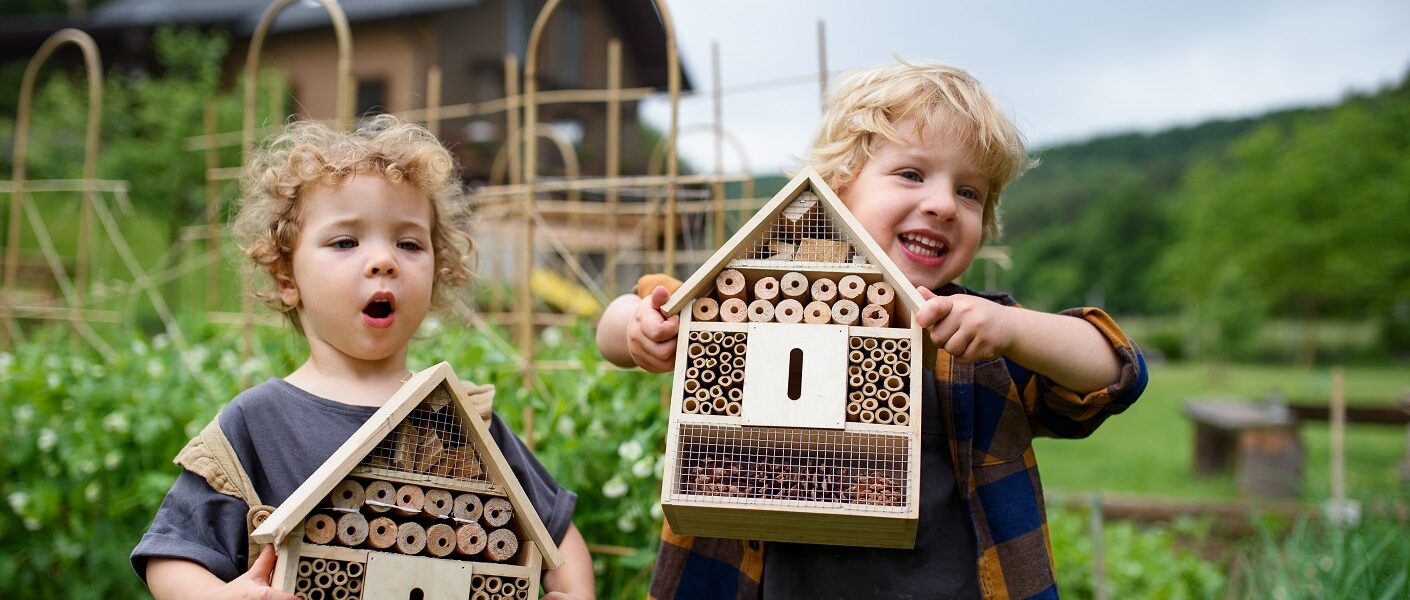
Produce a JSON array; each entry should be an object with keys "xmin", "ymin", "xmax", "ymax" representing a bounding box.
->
[{"xmin": 1034, "ymin": 362, "xmax": 1410, "ymax": 500}]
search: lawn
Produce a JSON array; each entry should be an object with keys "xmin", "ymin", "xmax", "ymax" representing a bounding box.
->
[{"xmin": 1034, "ymin": 362, "xmax": 1410, "ymax": 501}]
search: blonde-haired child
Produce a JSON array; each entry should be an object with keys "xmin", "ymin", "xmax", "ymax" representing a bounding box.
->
[
  {"xmin": 133, "ymin": 115, "xmax": 595, "ymax": 600},
  {"xmin": 598, "ymin": 60, "xmax": 1147, "ymax": 599}
]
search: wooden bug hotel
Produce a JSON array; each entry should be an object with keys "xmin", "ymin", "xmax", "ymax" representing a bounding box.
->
[
  {"xmin": 251, "ymin": 363, "xmax": 563, "ymax": 600},
  {"xmin": 660, "ymin": 167, "xmax": 927, "ymax": 548}
]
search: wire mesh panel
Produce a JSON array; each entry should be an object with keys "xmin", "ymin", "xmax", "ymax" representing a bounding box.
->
[
  {"xmin": 668, "ymin": 423, "xmax": 910, "ymax": 513},
  {"xmin": 740, "ymin": 190, "xmax": 869, "ymax": 266},
  {"xmin": 364, "ymin": 386, "xmax": 490, "ymax": 483}
]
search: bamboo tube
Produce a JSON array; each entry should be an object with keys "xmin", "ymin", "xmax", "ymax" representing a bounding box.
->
[
  {"xmin": 811, "ymin": 277, "xmax": 837, "ymax": 302},
  {"xmin": 850, "ymin": 390, "xmax": 865, "ymax": 404},
  {"xmin": 775, "ymin": 299, "xmax": 804, "ymax": 323},
  {"xmin": 754, "ymin": 276, "xmax": 780, "ymax": 300},
  {"xmin": 332, "ymin": 571, "xmax": 348, "ymax": 586},
  {"xmin": 849, "ymin": 349, "xmax": 865, "ymax": 363},
  {"xmin": 838, "ymin": 275, "xmax": 866, "ymax": 300},
  {"xmin": 331, "ymin": 586, "xmax": 350, "ymax": 600},
  {"xmin": 881, "ymin": 339, "xmax": 898, "ymax": 353},
  {"xmin": 716, "ymin": 269, "xmax": 747, "ymax": 300},
  {"xmin": 875, "ymin": 407, "xmax": 893, "ymax": 425},
  {"xmin": 720, "ymin": 298, "xmax": 748, "ymax": 322},
  {"xmin": 687, "ymin": 342, "xmax": 705, "ymax": 358},
  {"xmin": 733, "ymin": 343, "xmax": 747, "ymax": 357},
  {"xmin": 712, "ymin": 396, "xmax": 728, "ymax": 413},
  {"xmin": 484, "ymin": 497, "xmax": 514, "ymax": 527},
  {"xmin": 346, "ymin": 579, "xmax": 361, "ymax": 594},
  {"xmin": 831, "ymin": 299, "xmax": 859, "ymax": 325},
  {"xmin": 748, "ymin": 299, "xmax": 775, "ymax": 322},
  {"xmin": 694, "ymin": 387, "xmax": 711, "ymax": 403},
  {"xmin": 712, "ymin": 331, "xmax": 726, "ymax": 343},
  {"xmin": 703, "ymin": 341, "xmax": 720, "ymax": 357},
  {"xmin": 329, "ymin": 480, "xmax": 364, "ymax": 510},
  {"xmin": 861, "ymin": 304, "xmax": 890, "ymax": 328},
  {"xmin": 717, "ymin": 359, "xmax": 734, "ymax": 377},
  {"xmin": 862, "ymin": 382, "xmax": 878, "ymax": 398},
  {"xmin": 692, "ymin": 297, "xmax": 720, "ymax": 322},
  {"xmin": 897, "ymin": 338, "xmax": 911, "ymax": 352},
  {"xmin": 364, "ymin": 480, "xmax": 395, "ymax": 513},
  {"xmin": 345, "ymin": 561, "xmax": 362, "ymax": 578},
  {"xmin": 780, "ymin": 272, "xmax": 809, "ymax": 299},
  {"xmin": 311, "ymin": 558, "xmax": 328, "ymax": 574},
  {"xmin": 884, "ymin": 375, "xmax": 905, "ymax": 392},
  {"xmin": 309, "ymin": 589, "xmax": 325, "ymax": 600},
  {"xmin": 485, "ymin": 528, "xmax": 519, "ymax": 562},
  {"xmin": 685, "ymin": 366, "xmax": 699, "ymax": 381},
  {"xmin": 726, "ymin": 401, "xmax": 742, "ymax": 416},
  {"xmin": 683, "ymin": 397, "xmax": 700, "ymax": 414},
  {"xmin": 684, "ymin": 378, "xmax": 700, "ymax": 394},
  {"xmin": 423, "ymin": 488, "xmax": 453, "ymax": 518},
  {"xmin": 894, "ymin": 411, "xmax": 909, "ymax": 426},
  {"xmin": 336, "ymin": 513, "xmax": 368, "ymax": 546},
  {"xmin": 453, "ymin": 493, "xmax": 484, "ymax": 522},
  {"xmin": 314, "ymin": 573, "xmax": 332, "ymax": 590},
  {"xmin": 425, "ymin": 523, "xmax": 457, "ymax": 557},
  {"xmin": 867, "ymin": 280, "xmax": 895, "ymax": 307},
  {"xmin": 860, "ymin": 410, "xmax": 875, "ymax": 423},
  {"xmin": 732, "ymin": 354, "xmax": 745, "ymax": 370},
  {"xmin": 889, "ymin": 392, "xmax": 910, "ymax": 412},
  {"xmin": 863, "ymin": 338, "xmax": 878, "ymax": 350},
  {"xmin": 516, "ymin": 578, "xmax": 530, "ymax": 591},
  {"xmin": 298, "ymin": 559, "xmax": 314, "ymax": 578},
  {"xmin": 849, "ymin": 373, "xmax": 864, "ymax": 388},
  {"xmin": 472, "ymin": 592, "xmax": 491, "ymax": 600},
  {"xmin": 296, "ymin": 575, "xmax": 312, "ymax": 592},
  {"xmin": 457, "ymin": 522, "xmax": 488, "ymax": 555},
  {"xmin": 486, "ymin": 576, "xmax": 503, "ymax": 594},
  {"xmin": 862, "ymin": 397, "xmax": 879, "ymax": 411},
  {"xmin": 875, "ymin": 387, "xmax": 891, "ymax": 404},
  {"xmin": 727, "ymin": 387, "xmax": 742, "ymax": 402},
  {"xmin": 472, "ymin": 575, "xmax": 486, "ymax": 590},
  {"xmin": 718, "ymin": 374, "xmax": 733, "ymax": 388},
  {"xmin": 878, "ymin": 364, "xmax": 894, "ymax": 378},
  {"xmin": 846, "ymin": 401, "xmax": 862, "ymax": 416},
  {"xmin": 366, "ymin": 516, "xmax": 397, "ymax": 549},
  {"xmin": 850, "ymin": 336, "xmax": 864, "ymax": 349},
  {"xmin": 305, "ymin": 514, "xmax": 337, "ymax": 544},
  {"xmin": 395, "ymin": 484, "xmax": 425, "ymax": 513},
  {"xmin": 699, "ymin": 369, "xmax": 716, "ymax": 384},
  {"xmin": 804, "ymin": 301, "xmax": 832, "ymax": 324},
  {"xmin": 396, "ymin": 522, "xmax": 427, "ymax": 554},
  {"xmin": 894, "ymin": 361, "xmax": 910, "ymax": 377},
  {"xmin": 862, "ymin": 358, "xmax": 878, "ymax": 373}
]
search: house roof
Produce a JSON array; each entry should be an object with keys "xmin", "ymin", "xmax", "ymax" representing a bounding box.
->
[
  {"xmin": 662, "ymin": 166, "xmax": 926, "ymax": 317},
  {"xmin": 250, "ymin": 361, "xmax": 565, "ymax": 569}
]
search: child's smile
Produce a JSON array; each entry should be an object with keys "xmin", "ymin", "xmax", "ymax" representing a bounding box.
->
[{"xmin": 840, "ymin": 118, "xmax": 988, "ymax": 290}]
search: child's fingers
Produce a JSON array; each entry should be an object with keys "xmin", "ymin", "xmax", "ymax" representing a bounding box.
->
[
  {"xmin": 246, "ymin": 545, "xmax": 278, "ymax": 583},
  {"xmin": 648, "ymin": 285, "xmax": 672, "ymax": 311},
  {"xmin": 915, "ymin": 294, "xmax": 952, "ymax": 329},
  {"xmin": 943, "ymin": 327, "xmax": 978, "ymax": 360},
  {"xmin": 642, "ymin": 313, "xmax": 679, "ymax": 342}
]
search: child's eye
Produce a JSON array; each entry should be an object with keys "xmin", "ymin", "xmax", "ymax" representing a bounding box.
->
[
  {"xmin": 331, "ymin": 237, "xmax": 357, "ymax": 249},
  {"xmin": 958, "ymin": 187, "xmax": 984, "ymax": 202},
  {"xmin": 899, "ymin": 169, "xmax": 923, "ymax": 182},
  {"xmin": 398, "ymin": 240, "xmax": 424, "ymax": 251}
]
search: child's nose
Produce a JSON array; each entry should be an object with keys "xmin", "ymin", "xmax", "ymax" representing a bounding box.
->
[
  {"xmin": 365, "ymin": 253, "xmax": 397, "ymax": 277},
  {"xmin": 921, "ymin": 186, "xmax": 959, "ymax": 220}
]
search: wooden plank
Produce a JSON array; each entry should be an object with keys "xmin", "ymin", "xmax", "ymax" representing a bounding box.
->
[
  {"xmin": 347, "ymin": 467, "xmax": 504, "ymax": 497},
  {"xmin": 297, "ymin": 543, "xmax": 368, "ymax": 563},
  {"xmin": 1287, "ymin": 404, "xmax": 1410, "ymax": 425},
  {"xmin": 272, "ymin": 529, "xmax": 301, "ymax": 593},
  {"xmin": 687, "ymin": 320, "xmax": 750, "ymax": 334},
  {"xmin": 663, "ymin": 502, "xmax": 917, "ymax": 548},
  {"xmin": 846, "ymin": 325, "xmax": 912, "ymax": 339},
  {"xmin": 468, "ymin": 555, "xmax": 535, "ymax": 578},
  {"xmin": 441, "ymin": 373, "xmax": 565, "ymax": 570},
  {"xmin": 253, "ymin": 364, "xmax": 457, "ymax": 544},
  {"xmin": 364, "ymin": 551, "xmax": 472, "ymax": 600},
  {"xmin": 741, "ymin": 323, "xmax": 848, "ymax": 429},
  {"xmin": 726, "ymin": 259, "xmax": 879, "ymax": 274}
]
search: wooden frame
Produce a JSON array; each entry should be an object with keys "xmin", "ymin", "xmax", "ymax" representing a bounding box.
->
[
  {"xmin": 660, "ymin": 170, "xmax": 925, "ymax": 548},
  {"xmin": 252, "ymin": 362, "xmax": 563, "ymax": 596}
]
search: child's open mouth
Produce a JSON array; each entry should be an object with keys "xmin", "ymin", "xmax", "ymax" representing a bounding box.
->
[
  {"xmin": 362, "ymin": 292, "xmax": 396, "ymax": 328},
  {"xmin": 899, "ymin": 232, "xmax": 948, "ymax": 265}
]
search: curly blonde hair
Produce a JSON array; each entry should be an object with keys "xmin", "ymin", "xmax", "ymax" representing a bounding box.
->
[
  {"xmin": 806, "ymin": 59, "xmax": 1034, "ymax": 241},
  {"xmin": 232, "ymin": 114, "xmax": 475, "ymax": 332}
]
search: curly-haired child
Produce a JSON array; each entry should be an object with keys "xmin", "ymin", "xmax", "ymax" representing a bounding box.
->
[
  {"xmin": 598, "ymin": 60, "xmax": 1148, "ymax": 599},
  {"xmin": 132, "ymin": 115, "xmax": 595, "ymax": 600}
]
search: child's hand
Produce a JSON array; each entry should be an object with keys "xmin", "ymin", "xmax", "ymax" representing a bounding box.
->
[
  {"xmin": 915, "ymin": 287, "xmax": 1016, "ymax": 363},
  {"xmin": 628, "ymin": 285, "xmax": 680, "ymax": 373},
  {"xmin": 224, "ymin": 545, "xmax": 297, "ymax": 600}
]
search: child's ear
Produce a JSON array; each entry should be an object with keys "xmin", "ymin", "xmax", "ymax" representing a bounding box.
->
[{"xmin": 273, "ymin": 264, "xmax": 300, "ymax": 308}]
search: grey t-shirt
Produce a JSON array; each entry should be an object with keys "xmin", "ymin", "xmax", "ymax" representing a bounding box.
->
[
  {"xmin": 761, "ymin": 370, "xmax": 979, "ymax": 599},
  {"xmin": 130, "ymin": 378, "xmax": 577, "ymax": 582}
]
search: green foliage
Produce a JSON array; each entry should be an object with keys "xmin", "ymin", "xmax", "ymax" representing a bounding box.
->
[
  {"xmin": 0, "ymin": 320, "xmax": 664, "ymax": 599},
  {"xmin": 1231, "ymin": 513, "xmax": 1410, "ymax": 598},
  {"xmin": 1049, "ymin": 508, "xmax": 1226, "ymax": 598}
]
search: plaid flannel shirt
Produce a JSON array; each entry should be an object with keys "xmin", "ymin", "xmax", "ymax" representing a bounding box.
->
[{"xmin": 650, "ymin": 285, "xmax": 1149, "ymax": 600}]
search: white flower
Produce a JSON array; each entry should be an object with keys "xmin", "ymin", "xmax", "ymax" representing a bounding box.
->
[
  {"xmin": 37, "ymin": 428, "xmax": 57, "ymax": 452},
  {"xmin": 146, "ymin": 359, "xmax": 165, "ymax": 379},
  {"xmin": 632, "ymin": 457, "xmax": 654, "ymax": 478},
  {"xmin": 616, "ymin": 514, "xmax": 637, "ymax": 533},
  {"xmin": 130, "ymin": 339, "xmax": 148, "ymax": 356},
  {"xmin": 602, "ymin": 477, "xmax": 628, "ymax": 499},
  {"xmin": 0, "ymin": 352, "xmax": 13, "ymax": 370},
  {"xmin": 541, "ymin": 326, "xmax": 563, "ymax": 346},
  {"xmin": 103, "ymin": 413, "xmax": 129, "ymax": 434},
  {"xmin": 78, "ymin": 459, "xmax": 97, "ymax": 475},
  {"xmin": 104, "ymin": 451, "xmax": 121, "ymax": 470},
  {"xmin": 152, "ymin": 334, "xmax": 169, "ymax": 350},
  {"xmin": 23, "ymin": 517, "xmax": 40, "ymax": 531},
  {"xmin": 46, "ymin": 372, "xmax": 60, "ymax": 389},
  {"xmin": 219, "ymin": 350, "xmax": 238, "ymax": 371},
  {"xmin": 618, "ymin": 440, "xmax": 643, "ymax": 461},
  {"xmin": 650, "ymin": 503, "xmax": 663, "ymax": 519},
  {"xmin": 84, "ymin": 482, "xmax": 101, "ymax": 503},
  {"xmin": 556, "ymin": 416, "xmax": 576, "ymax": 437},
  {"xmin": 7, "ymin": 491, "xmax": 28, "ymax": 513},
  {"xmin": 14, "ymin": 405, "xmax": 33, "ymax": 424}
]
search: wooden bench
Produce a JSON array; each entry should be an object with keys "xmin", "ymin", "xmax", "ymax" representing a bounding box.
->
[{"xmin": 1181, "ymin": 399, "xmax": 1303, "ymax": 498}]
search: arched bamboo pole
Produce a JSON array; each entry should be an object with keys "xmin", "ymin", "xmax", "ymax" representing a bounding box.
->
[
  {"xmin": 646, "ymin": 124, "xmax": 755, "ymax": 250},
  {"xmin": 241, "ymin": 0, "xmax": 354, "ymax": 160},
  {"xmin": 3, "ymin": 29, "xmax": 103, "ymax": 350}
]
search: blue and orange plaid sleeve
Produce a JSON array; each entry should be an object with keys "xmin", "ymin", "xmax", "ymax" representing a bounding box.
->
[{"xmin": 1013, "ymin": 307, "xmax": 1148, "ymax": 439}]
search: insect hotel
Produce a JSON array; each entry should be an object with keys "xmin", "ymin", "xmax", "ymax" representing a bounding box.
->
[
  {"xmin": 251, "ymin": 363, "xmax": 563, "ymax": 600},
  {"xmin": 660, "ymin": 167, "xmax": 926, "ymax": 548}
]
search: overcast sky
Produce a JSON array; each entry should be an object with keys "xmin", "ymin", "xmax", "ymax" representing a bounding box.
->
[{"xmin": 638, "ymin": 0, "xmax": 1410, "ymax": 174}]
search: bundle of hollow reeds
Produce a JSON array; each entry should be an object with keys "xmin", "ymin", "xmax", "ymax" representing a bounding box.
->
[
  {"xmin": 844, "ymin": 336, "xmax": 913, "ymax": 425},
  {"xmin": 692, "ymin": 269, "xmax": 900, "ymax": 328},
  {"xmin": 682, "ymin": 330, "xmax": 748, "ymax": 417},
  {"xmin": 293, "ymin": 557, "xmax": 364, "ymax": 600}
]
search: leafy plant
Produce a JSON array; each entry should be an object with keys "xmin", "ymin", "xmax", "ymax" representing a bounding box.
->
[
  {"xmin": 1230, "ymin": 512, "xmax": 1410, "ymax": 599},
  {"xmin": 1048, "ymin": 508, "xmax": 1226, "ymax": 599}
]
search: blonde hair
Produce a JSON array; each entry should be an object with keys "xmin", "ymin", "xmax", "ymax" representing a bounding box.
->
[
  {"xmin": 807, "ymin": 59, "xmax": 1034, "ymax": 241},
  {"xmin": 233, "ymin": 114, "xmax": 475, "ymax": 332}
]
